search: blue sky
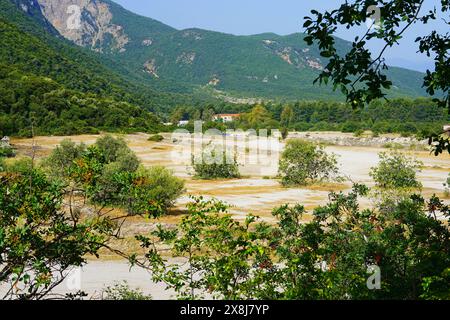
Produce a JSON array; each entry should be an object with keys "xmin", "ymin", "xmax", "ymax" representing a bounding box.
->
[{"xmin": 112, "ymin": 0, "xmax": 445, "ymax": 72}]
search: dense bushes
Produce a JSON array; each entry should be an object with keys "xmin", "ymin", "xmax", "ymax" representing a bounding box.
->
[
  {"xmin": 0, "ymin": 169, "xmax": 117, "ymax": 299},
  {"xmin": 102, "ymin": 282, "xmax": 152, "ymax": 300},
  {"xmin": 0, "ymin": 64, "xmax": 161, "ymax": 137},
  {"xmin": 0, "ymin": 145, "xmax": 14, "ymax": 158},
  {"xmin": 370, "ymin": 152, "xmax": 423, "ymax": 190},
  {"xmin": 192, "ymin": 147, "xmax": 240, "ymax": 179},
  {"xmin": 136, "ymin": 187, "xmax": 450, "ymax": 300},
  {"xmin": 148, "ymin": 134, "xmax": 165, "ymax": 142},
  {"xmin": 169, "ymin": 98, "xmax": 448, "ymax": 137},
  {"xmin": 45, "ymin": 135, "xmax": 184, "ymax": 216},
  {"xmin": 279, "ymin": 139, "xmax": 340, "ymax": 186}
]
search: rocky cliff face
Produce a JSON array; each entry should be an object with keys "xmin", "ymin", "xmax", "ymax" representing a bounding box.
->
[{"xmin": 35, "ymin": 0, "xmax": 129, "ymax": 52}]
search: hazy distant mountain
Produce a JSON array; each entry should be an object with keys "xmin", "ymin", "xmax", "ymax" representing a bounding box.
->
[{"xmin": 13, "ymin": 0, "xmax": 428, "ymax": 101}]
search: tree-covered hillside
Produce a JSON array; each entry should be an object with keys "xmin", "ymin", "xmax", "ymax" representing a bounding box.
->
[
  {"xmin": 10, "ymin": 0, "xmax": 427, "ymax": 101},
  {"xmin": 116, "ymin": 28, "xmax": 427, "ymax": 100},
  {"xmin": 62, "ymin": 0, "xmax": 426, "ymax": 101},
  {"xmin": 0, "ymin": 0, "xmax": 219, "ymax": 136},
  {"xmin": 0, "ymin": 0, "xmax": 208, "ymax": 113},
  {"xmin": 0, "ymin": 63, "xmax": 161, "ymax": 136}
]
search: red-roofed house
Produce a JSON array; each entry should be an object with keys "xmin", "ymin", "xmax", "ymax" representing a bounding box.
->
[{"xmin": 213, "ymin": 114, "xmax": 241, "ymax": 123}]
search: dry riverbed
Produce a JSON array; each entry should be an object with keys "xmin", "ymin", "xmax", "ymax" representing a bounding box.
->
[{"xmin": 7, "ymin": 132, "xmax": 449, "ymax": 298}]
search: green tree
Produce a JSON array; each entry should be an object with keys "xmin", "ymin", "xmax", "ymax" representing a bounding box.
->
[
  {"xmin": 134, "ymin": 188, "xmax": 450, "ymax": 300},
  {"xmin": 45, "ymin": 137, "xmax": 184, "ymax": 217},
  {"xmin": 370, "ymin": 151, "xmax": 423, "ymax": 190},
  {"xmin": 241, "ymin": 105, "xmax": 273, "ymax": 129},
  {"xmin": 170, "ymin": 108, "xmax": 185, "ymax": 124},
  {"xmin": 279, "ymin": 139, "xmax": 340, "ymax": 186},
  {"xmin": 43, "ymin": 139, "xmax": 86, "ymax": 180},
  {"xmin": 192, "ymin": 147, "xmax": 240, "ymax": 179},
  {"xmin": 134, "ymin": 197, "xmax": 272, "ymax": 300},
  {"xmin": 0, "ymin": 170, "xmax": 118, "ymax": 300},
  {"xmin": 303, "ymin": 0, "xmax": 450, "ymax": 154},
  {"xmin": 268, "ymin": 186, "xmax": 450, "ymax": 299},
  {"xmin": 280, "ymin": 105, "xmax": 295, "ymax": 127}
]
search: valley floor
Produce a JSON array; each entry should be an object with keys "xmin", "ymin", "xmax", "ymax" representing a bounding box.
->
[{"xmin": 7, "ymin": 131, "xmax": 449, "ymax": 299}]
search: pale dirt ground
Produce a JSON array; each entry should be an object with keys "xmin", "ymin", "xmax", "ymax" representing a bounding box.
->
[{"xmin": 8, "ymin": 132, "xmax": 449, "ymax": 299}]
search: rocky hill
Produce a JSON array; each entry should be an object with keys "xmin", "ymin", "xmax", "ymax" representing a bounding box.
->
[{"xmin": 18, "ymin": 0, "xmax": 428, "ymax": 101}]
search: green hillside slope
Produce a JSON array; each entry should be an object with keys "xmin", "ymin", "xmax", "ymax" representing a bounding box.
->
[{"xmin": 101, "ymin": 0, "xmax": 427, "ymax": 100}]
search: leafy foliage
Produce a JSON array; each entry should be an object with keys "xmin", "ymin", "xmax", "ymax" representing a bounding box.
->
[
  {"xmin": 148, "ymin": 134, "xmax": 165, "ymax": 142},
  {"xmin": 0, "ymin": 145, "xmax": 14, "ymax": 158},
  {"xmin": 135, "ymin": 187, "xmax": 450, "ymax": 300},
  {"xmin": 44, "ymin": 136, "xmax": 184, "ymax": 217},
  {"xmin": 134, "ymin": 197, "xmax": 271, "ymax": 300},
  {"xmin": 279, "ymin": 139, "xmax": 340, "ymax": 186},
  {"xmin": 370, "ymin": 151, "xmax": 423, "ymax": 189},
  {"xmin": 192, "ymin": 147, "xmax": 240, "ymax": 180},
  {"xmin": 102, "ymin": 281, "xmax": 152, "ymax": 300},
  {"xmin": 303, "ymin": 0, "xmax": 450, "ymax": 153},
  {"xmin": 0, "ymin": 170, "xmax": 116, "ymax": 299}
]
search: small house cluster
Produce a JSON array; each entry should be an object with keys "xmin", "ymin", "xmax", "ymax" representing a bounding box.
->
[
  {"xmin": 212, "ymin": 114, "xmax": 241, "ymax": 123},
  {"xmin": 172, "ymin": 114, "xmax": 242, "ymax": 127}
]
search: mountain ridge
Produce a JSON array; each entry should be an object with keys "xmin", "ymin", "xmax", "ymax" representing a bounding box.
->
[{"xmin": 11, "ymin": 0, "xmax": 428, "ymax": 101}]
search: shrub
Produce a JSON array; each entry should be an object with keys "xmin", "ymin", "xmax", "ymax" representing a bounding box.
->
[
  {"xmin": 0, "ymin": 170, "xmax": 117, "ymax": 300},
  {"xmin": 2, "ymin": 157, "xmax": 34, "ymax": 174},
  {"xmin": 341, "ymin": 121, "xmax": 361, "ymax": 133},
  {"xmin": 102, "ymin": 282, "xmax": 152, "ymax": 300},
  {"xmin": 93, "ymin": 166, "xmax": 185, "ymax": 216},
  {"xmin": 136, "ymin": 190, "xmax": 450, "ymax": 300},
  {"xmin": 0, "ymin": 146, "xmax": 15, "ymax": 158},
  {"xmin": 114, "ymin": 147, "xmax": 140, "ymax": 172},
  {"xmin": 279, "ymin": 139, "xmax": 340, "ymax": 186},
  {"xmin": 192, "ymin": 148, "xmax": 240, "ymax": 179},
  {"xmin": 45, "ymin": 137, "xmax": 184, "ymax": 217},
  {"xmin": 148, "ymin": 134, "xmax": 164, "ymax": 142},
  {"xmin": 95, "ymin": 135, "xmax": 128, "ymax": 163},
  {"xmin": 370, "ymin": 151, "xmax": 423, "ymax": 190},
  {"xmin": 129, "ymin": 166, "xmax": 185, "ymax": 214},
  {"xmin": 43, "ymin": 139, "xmax": 87, "ymax": 179}
]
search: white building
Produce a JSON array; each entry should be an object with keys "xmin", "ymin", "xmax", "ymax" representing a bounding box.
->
[
  {"xmin": 213, "ymin": 114, "xmax": 241, "ymax": 123},
  {"xmin": 178, "ymin": 120, "xmax": 190, "ymax": 127}
]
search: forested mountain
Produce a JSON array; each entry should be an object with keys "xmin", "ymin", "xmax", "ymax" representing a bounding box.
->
[
  {"xmin": 0, "ymin": 0, "xmax": 442, "ymax": 138},
  {"xmin": 22, "ymin": 0, "xmax": 427, "ymax": 100},
  {"xmin": 0, "ymin": 0, "xmax": 211, "ymax": 136}
]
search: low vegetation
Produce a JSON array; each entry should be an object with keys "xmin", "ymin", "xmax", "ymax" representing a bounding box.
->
[
  {"xmin": 0, "ymin": 145, "xmax": 14, "ymax": 158},
  {"xmin": 192, "ymin": 147, "xmax": 240, "ymax": 179},
  {"xmin": 279, "ymin": 139, "xmax": 340, "ymax": 186},
  {"xmin": 370, "ymin": 151, "xmax": 423, "ymax": 190},
  {"xmin": 0, "ymin": 135, "xmax": 186, "ymax": 299},
  {"xmin": 0, "ymin": 169, "xmax": 117, "ymax": 299},
  {"xmin": 44, "ymin": 135, "xmax": 184, "ymax": 217},
  {"xmin": 102, "ymin": 282, "xmax": 152, "ymax": 301},
  {"xmin": 135, "ymin": 187, "xmax": 450, "ymax": 300},
  {"xmin": 148, "ymin": 134, "xmax": 165, "ymax": 142}
]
